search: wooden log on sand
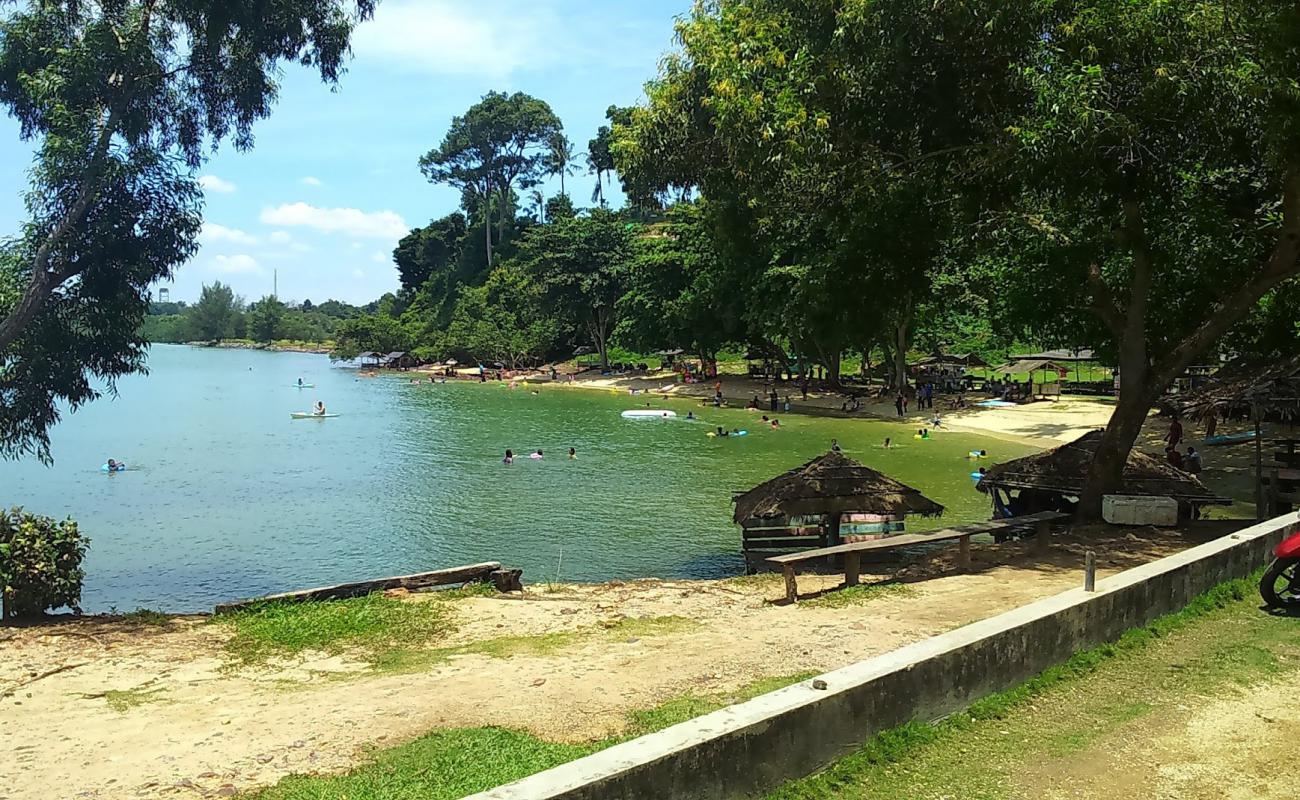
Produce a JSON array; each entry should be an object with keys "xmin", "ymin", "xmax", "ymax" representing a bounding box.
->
[{"xmin": 214, "ymin": 562, "xmax": 508, "ymax": 614}]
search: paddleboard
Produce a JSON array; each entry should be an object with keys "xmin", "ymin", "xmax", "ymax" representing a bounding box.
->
[
  {"xmin": 621, "ymin": 409, "xmax": 678, "ymax": 419},
  {"xmin": 291, "ymin": 413, "xmax": 340, "ymax": 419},
  {"xmin": 292, "ymin": 384, "xmax": 316, "ymax": 389}
]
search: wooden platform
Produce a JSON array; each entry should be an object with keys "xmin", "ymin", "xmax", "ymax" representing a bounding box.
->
[
  {"xmin": 213, "ymin": 562, "xmax": 516, "ymax": 614},
  {"xmin": 766, "ymin": 511, "xmax": 1070, "ymax": 603}
]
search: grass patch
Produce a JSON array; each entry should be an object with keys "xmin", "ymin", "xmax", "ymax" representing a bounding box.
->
[
  {"xmin": 104, "ymin": 687, "xmax": 167, "ymax": 712},
  {"xmin": 120, "ymin": 608, "xmax": 171, "ymax": 626},
  {"xmin": 431, "ymin": 582, "xmax": 499, "ymax": 601},
  {"xmin": 802, "ymin": 582, "xmax": 916, "ymax": 609},
  {"xmin": 217, "ymin": 594, "xmax": 456, "ymax": 667},
  {"xmin": 245, "ymin": 672, "xmax": 817, "ymax": 800},
  {"xmin": 765, "ymin": 570, "xmax": 1295, "ymax": 799},
  {"xmin": 723, "ymin": 573, "xmax": 784, "ymax": 590}
]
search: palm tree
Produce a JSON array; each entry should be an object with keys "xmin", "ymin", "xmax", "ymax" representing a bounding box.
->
[
  {"xmin": 587, "ymin": 126, "xmax": 615, "ymax": 207},
  {"xmin": 545, "ymin": 133, "xmax": 578, "ymax": 196},
  {"xmin": 529, "ymin": 188, "xmax": 546, "ymax": 223}
]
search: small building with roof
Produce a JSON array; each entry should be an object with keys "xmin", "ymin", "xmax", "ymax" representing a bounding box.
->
[
  {"xmin": 976, "ymin": 430, "xmax": 1230, "ymax": 519},
  {"xmin": 733, "ymin": 451, "xmax": 945, "ymax": 562}
]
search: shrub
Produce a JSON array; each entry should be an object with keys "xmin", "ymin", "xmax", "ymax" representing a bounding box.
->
[{"xmin": 0, "ymin": 507, "xmax": 89, "ymax": 619}]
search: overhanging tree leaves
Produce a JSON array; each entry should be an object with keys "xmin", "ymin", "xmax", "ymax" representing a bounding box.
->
[
  {"xmin": 982, "ymin": 0, "xmax": 1300, "ymax": 515},
  {"xmin": 0, "ymin": 0, "xmax": 376, "ymax": 461}
]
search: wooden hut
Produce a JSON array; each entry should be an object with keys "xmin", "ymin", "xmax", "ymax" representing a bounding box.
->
[
  {"xmin": 357, "ymin": 351, "xmax": 382, "ymax": 369},
  {"xmin": 733, "ymin": 451, "xmax": 945, "ymax": 562},
  {"xmin": 1166, "ymin": 354, "xmax": 1300, "ymax": 517},
  {"xmin": 383, "ymin": 351, "xmax": 415, "ymax": 369},
  {"xmin": 976, "ymin": 430, "xmax": 1230, "ymax": 519}
]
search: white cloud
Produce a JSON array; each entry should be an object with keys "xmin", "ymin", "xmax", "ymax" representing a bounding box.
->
[
  {"xmin": 209, "ymin": 254, "xmax": 262, "ymax": 275},
  {"xmin": 260, "ymin": 203, "xmax": 408, "ymax": 240},
  {"xmin": 300, "ymin": 176, "xmax": 324, "ymax": 187},
  {"xmin": 198, "ymin": 175, "xmax": 237, "ymax": 194},
  {"xmin": 371, "ymin": 251, "xmax": 389, "ymax": 264},
  {"xmin": 269, "ymin": 231, "xmax": 293, "ymax": 244},
  {"xmin": 353, "ymin": 1, "xmax": 556, "ymax": 77},
  {"xmin": 201, "ymin": 223, "xmax": 258, "ymax": 246}
]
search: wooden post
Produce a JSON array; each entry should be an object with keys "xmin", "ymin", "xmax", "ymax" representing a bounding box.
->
[
  {"xmin": 1084, "ymin": 551, "xmax": 1096, "ymax": 592},
  {"xmin": 783, "ymin": 565, "xmax": 799, "ymax": 604},
  {"xmin": 845, "ymin": 553, "xmax": 861, "ymax": 587},
  {"xmin": 1255, "ymin": 410, "xmax": 1265, "ymax": 521},
  {"xmin": 958, "ymin": 535, "xmax": 971, "ymax": 569},
  {"xmin": 1033, "ymin": 519, "xmax": 1051, "ymax": 555}
]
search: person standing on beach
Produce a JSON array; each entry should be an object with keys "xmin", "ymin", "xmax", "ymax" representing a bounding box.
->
[
  {"xmin": 1166, "ymin": 416, "xmax": 1184, "ymax": 450},
  {"xmin": 895, "ymin": 393, "xmax": 905, "ymax": 418}
]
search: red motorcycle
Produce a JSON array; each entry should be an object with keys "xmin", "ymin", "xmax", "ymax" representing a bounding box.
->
[{"xmin": 1261, "ymin": 530, "xmax": 1300, "ymax": 610}]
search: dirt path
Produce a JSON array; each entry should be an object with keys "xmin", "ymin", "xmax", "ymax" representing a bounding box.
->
[{"xmin": 0, "ymin": 528, "xmax": 1221, "ymax": 800}]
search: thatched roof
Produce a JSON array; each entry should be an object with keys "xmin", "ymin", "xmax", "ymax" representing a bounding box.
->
[
  {"xmin": 1012, "ymin": 349, "xmax": 1098, "ymax": 363},
  {"xmin": 1165, "ymin": 355, "xmax": 1300, "ymax": 423},
  {"xmin": 976, "ymin": 431, "xmax": 1229, "ymax": 504},
  {"xmin": 996, "ymin": 359, "xmax": 1068, "ymax": 375},
  {"xmin": 913, "ymin": 352, "xmax": 989, "ymax": 369},
  {"xmin": 733, "ymin": 451, "xmax": 945, "ymax": 523}
]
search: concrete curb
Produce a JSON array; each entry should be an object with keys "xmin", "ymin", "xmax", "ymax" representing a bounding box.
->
[{"xmin": 466, "ymin": 513, "xmax": 1299, "ymax": 800}]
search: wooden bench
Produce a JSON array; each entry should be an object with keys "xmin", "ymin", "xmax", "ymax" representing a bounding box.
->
[{"xmin": 765, "ymin": 511, "xmax": 1071, "ymax": 603}]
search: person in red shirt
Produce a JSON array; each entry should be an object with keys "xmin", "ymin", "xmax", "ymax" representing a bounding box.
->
[{"xmin": 1166, "ymin": 416, "xmax": 1184, "ymax": 450}]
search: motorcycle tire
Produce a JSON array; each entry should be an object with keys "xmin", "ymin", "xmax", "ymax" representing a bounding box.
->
[{"xmin": 1260, "ymin": 557, "xmax": 1300, "ymax": 609}]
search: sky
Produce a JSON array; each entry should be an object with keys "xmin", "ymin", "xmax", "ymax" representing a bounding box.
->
[{"xmin": 0, "ymin": 0, "xmax": 693, "ymax": 305}]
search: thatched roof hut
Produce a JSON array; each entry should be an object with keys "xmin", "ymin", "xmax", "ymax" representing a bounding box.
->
[
  {"xmin": 1165, "ymin": 355, "xmax": 1300, "ymax": 424},
  {"xmin": 733, "ymin": 451, "xmax": 945, "ymax": 524},
  {"xmin": 976, "ymin": 431, "xmax": 1229, "ymax": 505}
]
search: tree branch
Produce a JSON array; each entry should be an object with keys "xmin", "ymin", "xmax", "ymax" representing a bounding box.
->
[
  {"xmin": 1085, "ymin": 262, "xmax": 1127, "ymax": 337},
  {"xmin": 0, "ymin": 0, "xmax": 159, "ymax": 353},
  {"xmin": 1153, "ymin": 164, "xmax": 1300, "ymax": 386}
]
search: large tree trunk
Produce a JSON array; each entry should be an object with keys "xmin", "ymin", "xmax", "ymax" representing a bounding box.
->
[
  {"xmin": 891, "ymin": 320, "xmax": 909, "ymax": 391},
  {"xmin": 1077, "ymin": 384, "xmax": 1158, "ymax": 520},
  {"xmin": 484, "ymin": 212, "xmax": 493, "ymax": 268}
]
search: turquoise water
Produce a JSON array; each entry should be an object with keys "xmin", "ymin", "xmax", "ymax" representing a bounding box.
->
[{"xmin": 0, "ymin": 345, "xmax": 1037, "ymax": 612}]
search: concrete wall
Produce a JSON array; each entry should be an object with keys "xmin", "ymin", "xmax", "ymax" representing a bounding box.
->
[{"xmin": 466, "ymin": 513, "xmax": 1300, "ymax": 800}]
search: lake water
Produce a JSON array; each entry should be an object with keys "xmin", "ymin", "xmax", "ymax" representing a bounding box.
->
[{"xmin": 0, "ymin": 345, "xmax": 1037, "ymax": 612}]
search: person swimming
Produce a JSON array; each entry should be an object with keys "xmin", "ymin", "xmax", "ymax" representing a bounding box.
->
[
  {"xmin": 716, "ymin": 427, "xmax": 729, "ymax": 437},
  {"xmin": 831, "ymin": 439, "xmax": 842, "ymax": 452},
  {"xmin": 314, "ymin": 401, "xmax": 326, "ymax": 416},
  {"xmin": 530, "ymin": 449, "xmax": 544, "ymax": 460},
  {"xmin": 686, "ymin": 411, "xmax": 695, "ymax": 420},
  {"xmin": 569, "ymin": 448, "xmax": 577, "ymax": 459},
  {"xmin": 884, "ymin": 438, "xmax": 892, "ymax": 449},
  {"xmin": 770, "ymin": 418, "xmax": 780, "ymax": 428},
  {"xmin": 503, "ymin": 449, "xmax": 514, "ymax": 465}
]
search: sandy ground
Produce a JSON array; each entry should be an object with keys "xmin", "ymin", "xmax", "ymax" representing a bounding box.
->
[
  {"xmin": 0, "ymin": 525, "xmax": 1235, "ymax": 800},
  {"xmin": 1022, "ymin": 641, "xmax": 1300, "ymax": 800}
]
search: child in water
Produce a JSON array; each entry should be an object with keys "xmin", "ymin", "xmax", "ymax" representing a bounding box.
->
[
  {"xmin": 569, "ymin": 448, "xmax": 577, "ymax": 459},
  {"xmin": 884, "ymin": 438, "xmax": 892, "ymax": 449},
  {"xmin": 530, "ymin": 449, "xmax": 544, "ymax": 460},
  {"xmin": 503, "ymin": 449, "xmax": 514, "ymax": 465}
]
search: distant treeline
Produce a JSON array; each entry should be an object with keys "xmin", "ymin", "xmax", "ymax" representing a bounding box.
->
[{"xmin": 141, "ymin": 283, "xmax": 370, "ymax": 345}]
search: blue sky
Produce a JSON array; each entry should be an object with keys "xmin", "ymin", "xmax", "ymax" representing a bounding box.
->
[{"xmin": 0, "ymin": 0, "xmax": 692, "ymax": 305}]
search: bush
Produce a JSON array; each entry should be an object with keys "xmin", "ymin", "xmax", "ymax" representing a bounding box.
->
[{"xmin": 0, "ymin": 507, "xmax": 89, "ymax": 619}]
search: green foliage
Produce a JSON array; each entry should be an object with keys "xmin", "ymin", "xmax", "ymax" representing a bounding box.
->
[
  {"xmin": 517, "ymin": 208, "xmax": 635, "ymax": 367},
  {"xmin": 419, "ymin": 91, "xmax": 564, "ymax": 268},
  {"xmin": 443, "ymin": 267, "xmax": 559, "ymax": 368},
  {"xmin": 248, "ymin": 295, "xmax": 287, "ymax": 343},
  {"xmin": 0, "ymin": 506, "xmax": 88, "ymax": 619},
  {"xmin": 332, "ymin": 314, "xmax": 413, "ymax": 361},
  {"xmin": 393, "ymin": 213, "xmax": 468, "ymax": 294},
  {"xmin": 189, "ymin": 282, "xmax": 242, "ymax": 342},
  {"xmin": 0, "ymin": 0, "xmax": 375, "ymax": 463}
]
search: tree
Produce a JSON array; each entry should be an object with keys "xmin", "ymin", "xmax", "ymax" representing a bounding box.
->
[
  {"xmin": 544, "ymin": 132, "xmax": 579, "ymax": 196},
  {"xmin": 393, "ymin": 213, "xmax": 468, "ymax": 293},
  {"xmin": 974, "ymin": 0, "xmax": 1300, "ymax": 515},
  {"xmin": 444, "ymin": 268, "xmax": 558, "ymax": 369},
  {"xmin": 616, "ymin": 201, "xmax": 744, "ymax": 364},
  {"xmin": 248, "ymin": 295, "xmax": 287, "ymax": 343},
  {"xmin": 528, "ymin": 189, "xmax": 547, "ymax": 223},
  {"xmin": 332, "ymin": 315, "xmax": 413, "ymax": 361},
  {"xmin": 191, "ymin": 282, "xmax": 240, "ymax": 342},
  {"xmin": 517, "ymin": 209, "xmax": 634, "ymax": 368},
  {"xmin": 545, "ymin": 194, "xmax": 577, "ymax": 222},
  {"xmin": 587, "ymin": 127, "xmax": 615, "ymax": 205},
  {"xmin": 420, "ymin": 92, "xmax": 563, "ymax": 269},
  {"xmin": 0, "ymin": 0, "xmax": 375, "ymax": 461}
]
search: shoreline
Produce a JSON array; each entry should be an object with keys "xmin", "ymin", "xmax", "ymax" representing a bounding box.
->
[{"xmin": 180, "ymin": 340, "xmax": 333, "ymax": 355}]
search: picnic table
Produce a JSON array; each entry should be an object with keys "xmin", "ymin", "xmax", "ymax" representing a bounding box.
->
[{"xmin": 765, "ymin": 511, "xmax": 1071, "ymax": 603}]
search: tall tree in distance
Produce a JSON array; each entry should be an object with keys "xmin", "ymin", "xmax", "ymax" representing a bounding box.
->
[
  {"xmin": 0, "ymin": 0, "xmax": 376, "ymax": 461},
  {"xmin": 545, "ymin": 132, "xmax": 579, "ymax": 196},
  {"xmin": 191, "ymin": 282, "xmax": 241, "ymax": 342},
  {"xmin": 587, "ymin": 126, "xmax": 615, "ymax": 206},
  {"xmin": 420, "ymin": 92, "xmax": 563, "ymax": 270}
]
